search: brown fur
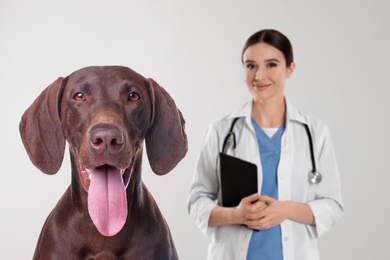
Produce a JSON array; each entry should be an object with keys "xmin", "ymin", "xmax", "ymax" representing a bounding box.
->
[{"xmin": 20, "ymin": 66, "xmax": 187, "ymax": 259}]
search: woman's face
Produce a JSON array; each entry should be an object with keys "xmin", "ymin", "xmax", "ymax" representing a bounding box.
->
[{"xmin": 243, "ymin": 42, "xmax": 295, "ymax": 103}]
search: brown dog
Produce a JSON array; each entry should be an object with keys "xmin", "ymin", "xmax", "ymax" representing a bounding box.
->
[{"xmin": 20, "ymin": 66, "xmax": 187, "ymax": 259}]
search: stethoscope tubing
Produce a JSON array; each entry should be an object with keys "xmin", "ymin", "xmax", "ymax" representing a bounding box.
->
[{"xmin": 303, "ymin": 124, "xmax": 317, "ymax": 173}]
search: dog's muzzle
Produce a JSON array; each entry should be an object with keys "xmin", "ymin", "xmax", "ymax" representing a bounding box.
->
[{"xmin": 76, "ymin": 123, "xmax": 135, "ymax": 237}]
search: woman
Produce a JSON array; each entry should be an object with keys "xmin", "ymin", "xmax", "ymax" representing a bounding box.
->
[{"xmin": 188, "ymin": 29, "xmax": 343, "ymax": 260}]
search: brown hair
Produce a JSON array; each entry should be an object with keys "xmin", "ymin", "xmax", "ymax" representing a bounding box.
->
[{"xmin": 242, "ymin": 29, "xmax": 294, "ymax": 67}]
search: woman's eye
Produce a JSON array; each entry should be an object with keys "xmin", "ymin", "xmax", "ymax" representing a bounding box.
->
[
  {"xmin": 246, "ymin": 64, "xmax": 255, "ymax": 69},
  {"xmin": 73, "ymin": 92, "xmax": 86, "ymax": 101},
  {"xmin": 267, "ymin": 62, "xmax": 277, "ymax": 68},
  {"xmin": 128, "ymin": 92, "xmax": 140, "ymax": 101}
]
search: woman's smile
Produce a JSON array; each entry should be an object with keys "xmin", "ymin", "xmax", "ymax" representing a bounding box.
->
[{"xmin": 253, "ymin": 82, "xmax": 272, "ymax": 90}]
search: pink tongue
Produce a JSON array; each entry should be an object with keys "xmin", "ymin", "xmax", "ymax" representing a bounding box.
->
[{"xmin": 88, "ymin": 166, "xmax": 127, "ymax": 236}]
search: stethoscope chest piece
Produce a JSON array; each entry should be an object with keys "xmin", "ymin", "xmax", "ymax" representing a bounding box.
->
[{"xmin": 308, "ymin": 170, "xmax": 322, "ymax": 184}]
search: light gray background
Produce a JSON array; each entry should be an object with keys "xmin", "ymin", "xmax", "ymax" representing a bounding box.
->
[{"xmin": 1, "ymin": 0, "xmax": 389, "ymax": 259}]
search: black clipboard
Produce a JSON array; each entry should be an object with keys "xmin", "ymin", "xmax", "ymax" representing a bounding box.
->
[
  {"xmin": 219, "ymin": 118, "xmax": 258, "ymax": 207},
  {"xmin": 220, "ymin": 153, "xmax": 258, "ymax": 207}
]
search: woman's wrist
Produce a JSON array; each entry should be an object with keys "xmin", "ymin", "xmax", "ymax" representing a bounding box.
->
[
  {"xmin": 209, "ymin": 206, "xmax": 241, "ymax": 226},
  {"xmin": 284, "ymin": 201, "xmax": 315, "ymax": 225}
]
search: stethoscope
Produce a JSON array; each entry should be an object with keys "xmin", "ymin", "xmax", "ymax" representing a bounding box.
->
[{"xmin": 222, "ymin": 118, "xmax": 322, "ymax": 185}]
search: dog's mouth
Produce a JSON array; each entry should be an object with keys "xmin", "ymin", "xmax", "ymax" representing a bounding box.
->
[
  {"xmin": 78, "ymin": 160, "xmax": 133, "ymax": 192},
  {"xmin": 77, "ymin": 158, "xmax": 134, "ymax": 237}
]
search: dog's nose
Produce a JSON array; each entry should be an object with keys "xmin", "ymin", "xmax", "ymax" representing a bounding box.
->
[{"xmin": 89, "ymin": 124, "xmax": 124, "ymax": 154}]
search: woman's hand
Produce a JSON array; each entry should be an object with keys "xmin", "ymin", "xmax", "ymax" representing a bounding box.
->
[
  {"xmin": 244, "ymin": 195, "xmax": 316, "ymax": 230},
  {"xmin": 209, "ymin": 193, "xmax": 264, "ymax": 226},
  {"xmin": 245, "ymin": 195, "xmax": 288, "ymax": 230},
  {"xmin": 234, "ymin": 193, "xmax": 266, "ymax": 225},
  {"xmin": 208, "ymin": 194, "xmax": 315, "ymax": 228}
]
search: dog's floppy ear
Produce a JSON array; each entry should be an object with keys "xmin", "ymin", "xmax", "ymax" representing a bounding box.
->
[
  {"xmin": 145, "ymin": 78, "xmax": 188, "ymax": 175},
  {"xmin": 19, "ymin": 77, "xmax": 66, "ymax": 175}
]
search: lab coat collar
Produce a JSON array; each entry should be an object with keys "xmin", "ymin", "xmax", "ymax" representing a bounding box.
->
[
  {"xmin": 285, "ymin": 99, "xmax": 308, "ymax": 125},
  {"xmin": 226, "ymin": 98, "xmax": 308, "ymax": 125}
]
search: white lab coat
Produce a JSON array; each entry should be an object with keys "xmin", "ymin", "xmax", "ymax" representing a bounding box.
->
[{"xmin": 188, "ymin": 99, "xmax": 343, "ymax": 260}]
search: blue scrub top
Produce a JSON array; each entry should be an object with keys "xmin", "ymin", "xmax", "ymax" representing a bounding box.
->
[{"xmin": 247, "ymin": 118, "xmax": 285, "ymax": 260}]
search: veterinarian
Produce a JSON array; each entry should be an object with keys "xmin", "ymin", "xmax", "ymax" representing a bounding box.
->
[{"xmin": 188, "ymin": 29, "xmax": 343, "ymax": 260}]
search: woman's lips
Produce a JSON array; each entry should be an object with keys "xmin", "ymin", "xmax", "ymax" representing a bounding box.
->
[{"xmin": 253, "ymin": 83, "xmax": 271, "ymax": 89}]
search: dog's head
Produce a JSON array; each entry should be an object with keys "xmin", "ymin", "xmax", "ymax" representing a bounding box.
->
[{"xmin": 19, "ymin": 66, "xmax": 188, "ymax": 236}]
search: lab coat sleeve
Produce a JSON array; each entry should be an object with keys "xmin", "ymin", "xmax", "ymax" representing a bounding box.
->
[
  {"xmin": 307, "ymin": 124, "xmax": 344, "ymax": 238},
  {"xmin": 188, "ymin": 123, "xmax": 221, "ymax": 239}
]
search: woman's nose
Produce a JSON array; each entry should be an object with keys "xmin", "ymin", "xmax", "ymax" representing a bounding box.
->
[{"xmin": 255, "ymin": 68, "xmax": 264, "ymax": 80}]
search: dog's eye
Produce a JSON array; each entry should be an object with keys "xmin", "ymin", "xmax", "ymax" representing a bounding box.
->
[
  {"xmin": 128, "ymin": 92, "xmax": 140, "ymax": 101},
  {"xmin": 73, "ymin": 92, "xmax": 86, "ymax": 101}
]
